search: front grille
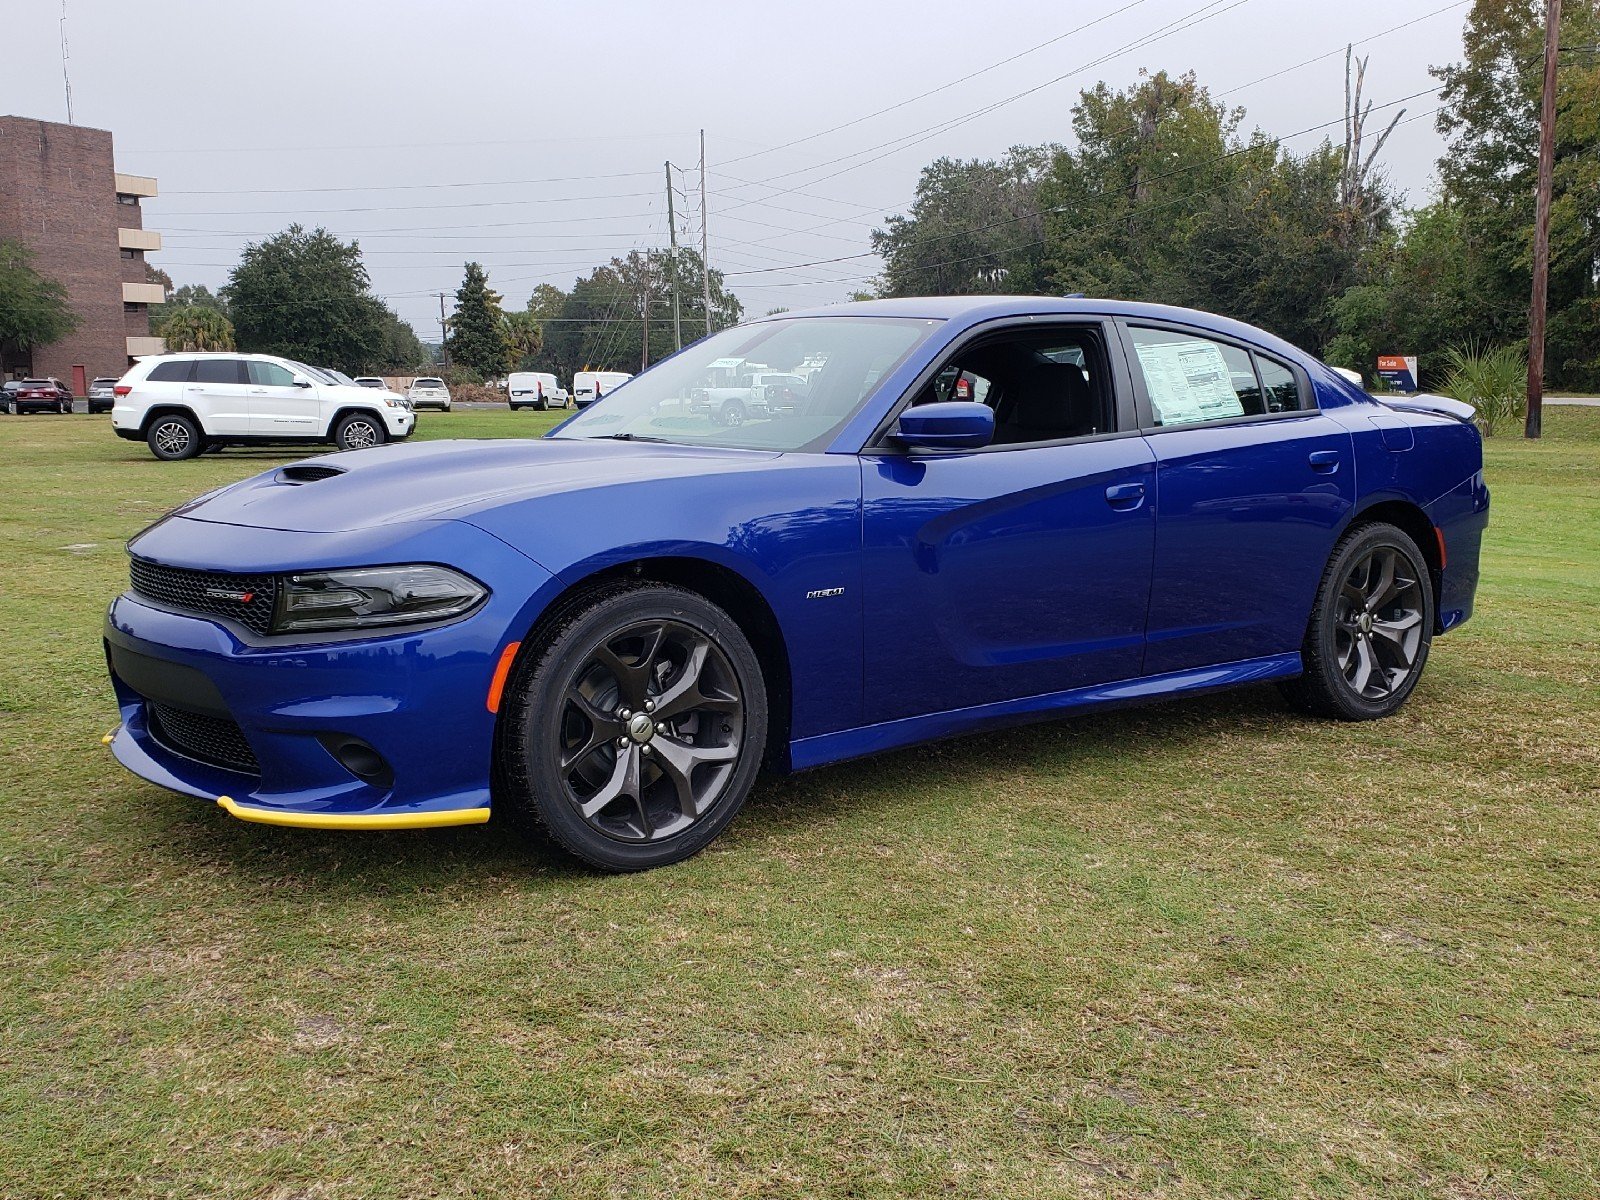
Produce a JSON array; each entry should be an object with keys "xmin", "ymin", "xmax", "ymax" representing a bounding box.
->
[
  {"xmin": 129, "ymin": 558, "xmax": 278, "ymax": 635},
  {"xmin": 148, "ymin": 703, "xmax": 260, "ymax": 774}
]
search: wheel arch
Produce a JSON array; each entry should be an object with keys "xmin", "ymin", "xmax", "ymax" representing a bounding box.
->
[
  {"xmin": 138, "ymin": 404, "xmax": 201, "ymax": 437},
  {"xmin": 501, "ymin": 554, "xmax": 795, "ymax": 774},
  {"xmin": 324, "ymin": 405, "xmax": 387, "ymax": 441},
  {"xmin": 1340, "ymin": 497, "xmax": 1445, "ymax": 630}
]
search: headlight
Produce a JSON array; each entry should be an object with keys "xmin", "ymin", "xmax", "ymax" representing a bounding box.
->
[{"xmin": 273, "ymin": 565, "xmax": 487, "ymax": 633}]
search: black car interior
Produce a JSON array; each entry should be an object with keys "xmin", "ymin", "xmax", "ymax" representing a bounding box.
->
[{"xmin": 914, "ymin": 327, "xmax": 1115, "ymax": 446}]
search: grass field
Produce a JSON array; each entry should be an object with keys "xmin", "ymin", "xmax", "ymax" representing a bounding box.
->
[{"xmin": 1, "ymin": 407, "xmax": 1596, "ymax": 1199}]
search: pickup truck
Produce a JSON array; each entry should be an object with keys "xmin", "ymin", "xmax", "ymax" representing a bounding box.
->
[{"xmin": 686, "ymin": 372, "xmax": 808, "ymax": 426}]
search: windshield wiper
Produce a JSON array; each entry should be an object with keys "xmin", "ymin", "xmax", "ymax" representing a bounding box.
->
[{"xmin": 593, "ymin": 432, "xmax": 672, "ymax": 443}]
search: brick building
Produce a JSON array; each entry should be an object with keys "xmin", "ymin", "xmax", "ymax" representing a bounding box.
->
[{"xmin": 0, "ymin": 115, "xmax": 165, "ymax": 390}]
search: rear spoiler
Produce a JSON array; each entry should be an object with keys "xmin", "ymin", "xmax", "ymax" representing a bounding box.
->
[{"xmin": 1376, "ymin": 393, "xmax": 1477, "ymax": 425}]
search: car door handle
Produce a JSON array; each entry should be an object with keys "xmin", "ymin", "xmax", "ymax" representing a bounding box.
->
[
  {"xmin": 249, "ymin": 388, "xmax": 267, "ymax": 394},
  {"xmin": 1104, "ymin": 482, "xmax": 1146, "ymax": 509},
  {"xmin": 1308, "ymin": 450, "xmax": 1341, "ymax": 473}
]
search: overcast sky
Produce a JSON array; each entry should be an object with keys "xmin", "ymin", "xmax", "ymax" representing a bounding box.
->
[{"xmin": 7, "ymin": 0, "xmax": 1467, "ymax": 336}]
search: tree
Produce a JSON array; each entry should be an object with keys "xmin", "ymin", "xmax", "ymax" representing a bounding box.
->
[
  {"xmin": 536, "ymin": 248, "xmax": 742, "ymax": 382},
  {"xmin": 372, "ymin": 307, "xmax": 427, "ymax": 373},
  {"xmin": 872, "ymin": 147, "xmax": 1053, "ymax": 296},
  {"xmin": 159, "ymin": 305, "xmax": 236, "ymax": 351},
  {"xmin": 1428, "ymin": 0, "xmax": 1600, "ymax": 387},
  {"xmin": 0, "ymin": 238, "xmax": 79, "ymax": 354},
  {"xmin": 224, "ymin": 225, "xmax": 387, "ymax": 373},
  {"xmin": 503, "ymin": 309, "xmax": 544, "ymax": 370},
  {"xmin": 448, "ymin": 262, "xmax": 512, "ymax": 380},
  {"xmin": 150, "ymin": 283, "xmax": 228, "ymax": 331}
]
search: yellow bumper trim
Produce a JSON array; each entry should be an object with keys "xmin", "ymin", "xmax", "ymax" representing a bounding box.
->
[{"xmin": 215, "ymin": 795, "xmax": 491, "ymax": 830}]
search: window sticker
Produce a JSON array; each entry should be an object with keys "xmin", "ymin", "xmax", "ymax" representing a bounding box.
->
[{"xmin": 1134, "ymin": 338, "xmax": 1246, "ymax": 424}]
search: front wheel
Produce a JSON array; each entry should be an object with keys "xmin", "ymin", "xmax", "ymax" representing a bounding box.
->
[
  {"xmin": 334, "ymin": 412, "xmax": 387, "ymax": 451},
  {"xmin": 497, "ymin": 584, "xmax": 768, "ymax": 871},
  {"xmin": 1281, "ymin": 521, "xmax": 1434, "ymax": 720},
  {"xmin": 147, "ymin": 413, "xmax": 204, "ymax": 460},
  {"xmin": 59, "ymin": 400, "xmax": 71, "ymax": 414}
]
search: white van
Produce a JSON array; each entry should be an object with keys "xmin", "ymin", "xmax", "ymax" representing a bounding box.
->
[
  {"xmin": 507, "ymin": 371, "xmax": 569, "ymax": 411},
  {"xmin": 572, "ymin": 370, "xmax": 632, "ymax": 409}
]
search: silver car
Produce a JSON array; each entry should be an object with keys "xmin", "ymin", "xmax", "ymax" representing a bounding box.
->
[
  {"xmin": 88, "ymin": 376, "xmax": 119, "ymax": 414},
  {"xmin": 407, "ymin": 377, "xmax": 452, "ymax": 411}
]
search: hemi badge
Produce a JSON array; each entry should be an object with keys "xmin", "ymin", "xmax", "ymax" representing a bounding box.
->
[{"xmin": 806, "ymin": 587, "xmax": 845, "ymax": 600}]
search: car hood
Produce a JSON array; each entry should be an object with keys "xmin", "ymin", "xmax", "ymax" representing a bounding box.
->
[{"xmin": 177, "ymin": 436, "xmax": 782, "ymax": 533}]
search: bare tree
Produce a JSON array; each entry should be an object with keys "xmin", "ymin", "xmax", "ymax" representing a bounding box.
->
[{"xmin": 1340, "ymin": 45, "xmax": 1405, "ymax": 245}]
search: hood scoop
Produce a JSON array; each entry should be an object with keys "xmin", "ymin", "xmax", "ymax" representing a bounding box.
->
[{"xmin": 276, "ymin": 463, "xmax": 347, "ymax": 484}]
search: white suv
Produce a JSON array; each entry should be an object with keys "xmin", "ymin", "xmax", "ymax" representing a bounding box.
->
[{"xmin": 112, "ymin": 353, "xmax": 414, "ymax": 460}]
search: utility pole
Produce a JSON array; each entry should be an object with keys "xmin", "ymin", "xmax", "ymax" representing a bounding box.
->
[
  {"xmin": 699, "ymin": 129, "xmax": 714, "ymax": 337},
  {"xmin": 640, "ymin": 256, "xmax": 651, "ymax": 373},
  {"xmin": 665, "ymin": 161, "xmax": 682, "ymax": 352},
  {"xmin": 1527, "ymin": 0, "xmax": 1562, "ymax": 440},
  {"xmin": 438, "ymin": 292, "xmax": 451, "ymax": 370}
]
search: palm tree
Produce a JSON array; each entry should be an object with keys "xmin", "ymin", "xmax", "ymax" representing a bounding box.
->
[{"xmin": 159, "ymin": 306, "xmax": 236, "ymax": 352}]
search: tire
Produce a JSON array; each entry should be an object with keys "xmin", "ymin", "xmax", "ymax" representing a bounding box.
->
[
  {"xmin": 1280, "ymin": 521, "xmax": 1434, "ymax": 720},
  {"xmin": 334, "ymin": 412, "xmax": 387, "ymax": 452},
  {"xmin": 719, "ymin": 399, "xmax": 746, "ymax": 427},
  {"xmin": 498, "ymin": 584, "xmax": 768, "ymax": 872},
  {"xmin": 146, "ymin": 413, "xmax": 204, "ymax": 461},
  {"xmin": 59, "ymin": 400, "xmax": 70, "ymax": 414},
  {"xmin": 4, "ymin": 400, "xmax": 14, "ymax": 416}
]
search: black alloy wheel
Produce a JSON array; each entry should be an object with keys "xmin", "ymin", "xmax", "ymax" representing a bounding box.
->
[
  {"xmin": 498, "ymin": 584, "xmax": 767, "ymax": 871},
  {"xmin": 147, "ymin": 413, "xmax": 204, "ymax": 460},
  {"xmin": 1282, "ymin": 521, "xmax": 1434, "ymax": 719}
]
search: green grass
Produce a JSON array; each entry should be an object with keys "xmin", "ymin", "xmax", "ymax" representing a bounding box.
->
[{"xmin": 1, "ymin": 407, "xmax": 1597, "ymax": 1198}]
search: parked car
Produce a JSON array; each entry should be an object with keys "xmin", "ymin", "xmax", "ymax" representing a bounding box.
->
[
  {"xmin": 110, "ymin": 351, "xmax": 414, "ymax": 460},
  {"xmin": 407, "ymin": 377, "xmax": 452, "ymax": 411},
  {"xmin": 507, "ymin": 371, "xmax": 570, "ymax": 411},
  {"xmin": 572, "ymin": 369, "xmax": 632, "ymax": 409},
  {"xmin": 7, "ymin": 378, "xmax": 73, "ymax": 415},
  {"xmin": 102, "ymin": 297, "xmax": 1488, "ymax": 872},
  {"xmin": 353, "ymin": 376, "xmax": 386, "ymax": 389},
  {"xmin": 88, "ymin": 377, "xmax": 120, "ymax": 414}
]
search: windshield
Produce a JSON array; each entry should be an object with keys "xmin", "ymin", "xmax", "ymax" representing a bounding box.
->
[{"xmin": 552, "ymin": 316, "xmax": 936, "ymax": 451}]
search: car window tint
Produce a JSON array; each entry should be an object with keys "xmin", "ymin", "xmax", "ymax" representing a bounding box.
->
[
  {"xmin": 147, "ymin": 361, "xmax": 193, "ymax": 383},
  {"xmin": 1255, "ymin": 355, "xmax": 1303, "ymax": 412},
  {"xmin": 247, "ymin": 361, "xmax": 296, "ymax": 387},
  {"xmin": 1128, "ymin": 327, "xmax": 1263, "ymax": 426},
  {"xmin": 193, "ymin": 358, "xmax": 243, "ymax": 385}
]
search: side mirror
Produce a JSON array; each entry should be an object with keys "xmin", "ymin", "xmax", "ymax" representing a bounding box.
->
[
  {"xmin": 292, "ymin": 376, "xmax": 313, "ymax": 389},
  {"xmin": 891, "ymin": 401, "xmax": 994, "ymax": 451}
]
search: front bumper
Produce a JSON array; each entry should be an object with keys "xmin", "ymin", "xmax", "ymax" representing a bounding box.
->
[{"xmin": 103, "ymin": 517, "xmax": 558, "ymax": 829}]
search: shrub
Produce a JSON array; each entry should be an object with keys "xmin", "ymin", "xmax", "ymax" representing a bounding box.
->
[{"xmin": 1442, "ymin": 344, "xmax": 1527, "ymax": 437}]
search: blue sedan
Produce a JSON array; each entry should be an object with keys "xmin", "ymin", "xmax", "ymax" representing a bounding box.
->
[{"xmin": 105, "ymin": 297, "xmax": 1489, "ymax": 870}]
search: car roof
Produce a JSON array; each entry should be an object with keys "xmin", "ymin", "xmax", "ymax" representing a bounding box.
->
[{"xmin": 770, "ymin": 295, "xmax": 1313, "ymax": 362}]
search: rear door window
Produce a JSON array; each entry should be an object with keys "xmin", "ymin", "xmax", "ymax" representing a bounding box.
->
[
  {"xmin": 194, "ymin": 359, "xmax": 244, "ymax": 385},
  {"xmin": 1127, "ymin": 327, "xmax": 1262, "ymax": 426}
]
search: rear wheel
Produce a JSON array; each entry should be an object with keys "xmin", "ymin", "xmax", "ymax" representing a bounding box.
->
[
  {"xmin": 147, "ymin": 413, "xmax": 204, "ymax": 460},
  {"xmin": 498, "ymin": 584, "xmax": 768, "ymax": 871},
  {"xmin": 334, "ymin": 412, "xmax": 387, "ymax": 451},
  {"xmin": 719, "ymin": 399, "xmax": 746, "ymax": 427},
  {"xmin": 1281, "ymin": 521, "xmax": 1434, "ymax": 720}
]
